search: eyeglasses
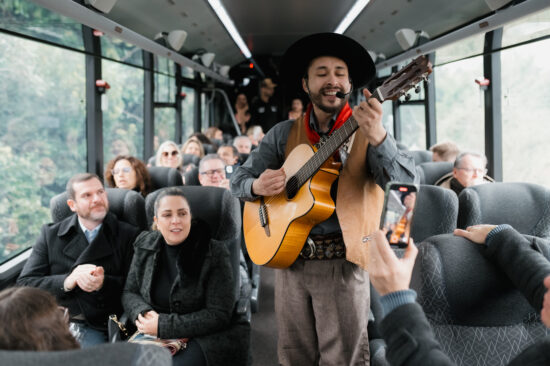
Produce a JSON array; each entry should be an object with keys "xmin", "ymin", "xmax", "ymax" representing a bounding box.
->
[
  {"xmin": 58, "ymin": 306, "xmax": 69, "ymax": 323},
  {"xmin": 162, "ymin": 150, "xmax": 179, "ymax": 157},
  {"xmin": 457, "ymin": 167, "xmax": 487, "ymax": 175},
  {"xmin": 200, "ymin": 168, "xmax": 225, "ymax": 177},
  {"xmin": 111, "ymin": 167, "xmax": 132, "ymax": 175}
]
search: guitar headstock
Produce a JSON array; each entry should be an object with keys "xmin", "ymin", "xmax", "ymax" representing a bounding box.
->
[{"xmin": 375, "ymin": 56, "xmax": 433, "ymax": 102}]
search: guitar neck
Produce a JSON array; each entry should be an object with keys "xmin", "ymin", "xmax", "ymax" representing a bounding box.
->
[{"xmin": 293, "ymin": 90, "xmax": 384, "ymax": 187}]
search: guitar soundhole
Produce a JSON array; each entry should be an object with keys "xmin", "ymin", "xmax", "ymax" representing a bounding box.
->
[{"xmin": 286, "ymin": 176, "xmax": 299, "ymax": 200}]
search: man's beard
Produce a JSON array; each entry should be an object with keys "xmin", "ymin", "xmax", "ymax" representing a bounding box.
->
[{"xmin": 309, "ymin": 88, "xmax": 346, "ymax": 114}]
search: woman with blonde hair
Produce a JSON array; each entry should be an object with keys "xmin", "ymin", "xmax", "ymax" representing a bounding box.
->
[
  {"xmin": 181, "ymin": 138, "xmax": 205, "ymax": 159},
  {"xmin": 155, "ymin": 141, "xmax": 183, "ymax": 170}
]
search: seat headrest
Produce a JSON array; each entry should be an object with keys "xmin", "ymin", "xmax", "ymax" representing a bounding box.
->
[
  {"xmin": 418, "ymin": 161, "xmax": 453, "ymax": 185},
  {"xmin": 145, "ymin": 186, "xmax": 240, "ymax": 241},
  {"xmin": 411, "ymin": 185, "xmax": 458, "ymax": 243},
  {"xmin": 411, "ymin": 233, "xmax": 538, "ymax": 326},
  {"xmin": 147, "ymin": 167, "xmax": 183, "ymax": 190},
  {"xmin": 458, "ymin": 182, "xmax": 550, "ymax": 237},
  {"xmin": 183, "ymin": 166, "xmax": 201, "ymax": 186},
  {"xmin": 408, "ymin": 150, "xmax": 433, "ymax": 165},
  {"xmin": 182, "ymin": 154, "xmax": 200, "ymax": 166},
  {"xmin": 49, "ymin": 188, "xmax": 146, "ymax": 230}
]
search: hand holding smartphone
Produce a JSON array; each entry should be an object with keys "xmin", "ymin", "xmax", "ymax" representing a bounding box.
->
[{"xmin": 379, "ymin": 182, "xmax": 418, "ymax": 248}]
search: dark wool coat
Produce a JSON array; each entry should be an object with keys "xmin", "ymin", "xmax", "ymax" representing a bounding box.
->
[
  {"xmin": 122, "ymin": 220, "xmax": 249, "ymax": 366},
  {"xmin": 17, "ymin": 212, "xmax": 139, "ymax": 330}
]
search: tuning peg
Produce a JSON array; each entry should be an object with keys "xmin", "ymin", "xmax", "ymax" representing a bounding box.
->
[
  {"xmin": 405, "ymin": 93, "xmax": 411, "ymax": 101},
  {"xmin": 415, "ymin": 86, "xmax": 421, "ymax": 93}
]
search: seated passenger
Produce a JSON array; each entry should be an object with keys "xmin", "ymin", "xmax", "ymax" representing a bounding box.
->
[
  {"xmin": 288, "ymin": 97, "xmax": 304, "ymax": 120},
  {"xmin": 105, "ymin": 155, "xmax": 153, "ymax": 197},
  {"xmin": 217, "ymin": 144, "xmax": 240, "ymax": 167},
  {"xmin": 0, "ymin": 287, "xmax": 79, "ymax": 351},
  {"xmin": 198, "ymin": 154, "xmax": 229, "ymax": 189},
  {"xmin": 156, "ymin": 141, "xmax": 183, "ymax": 172},
  {"xmin": 368, "ymin": 225, "xmax": 550, "ymax": 366},
  {"xmin": 17, "ymin": 173, "xmax": 140, "ymax": 347},
  {"xmin": 436, "ymin": 152, "xmax": 493, "ymax": 195},
  {"xmin": 429, "ymin": 141, "xmax": 459, "ymax": 162},
  {"xmin": 122, "ymin": 188, "xmax": 249, "ymax": 366},
  {"xmin": 181, "ymin": 137, "xmax": 205, "ymax": 159},
  {"xmin": 246, "ymin": 125, "xmax": 264, "ymax": 147},
  {"xmin": 232, "ymin": 135, "xmax": 252, "ymax": 154},
  {"xmin": 204, "ymin": 126, "xmax": 224, "ymax": 144}
]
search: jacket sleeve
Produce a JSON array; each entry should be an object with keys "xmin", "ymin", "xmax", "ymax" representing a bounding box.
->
[
  {"xmin": 484, "ymin": 226, "xmax": 550, "ymax": 311},
  {"xmin": 16, "ymin": 224, "xmax": 68, "ymax": 297},
  {"xmin": 157, "ymin": 241, "xmax": 236, "ymax": 339},
  {"xmin": 367, "ymin": 134, "xmax": 417, "ymax": 188},
  {"xmin": 380, "ymin": 303, "xmax": 456, "ymax": 366}
]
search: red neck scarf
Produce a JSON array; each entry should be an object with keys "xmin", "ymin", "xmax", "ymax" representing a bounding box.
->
[{"xmin": 303, "ymin": 102, "xmax": 352, "ymax": 145}]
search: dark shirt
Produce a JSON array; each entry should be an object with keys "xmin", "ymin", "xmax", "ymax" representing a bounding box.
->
[
  {"xmin": 152, "ymin": 242, "xmax": 181, "ymax": 313},
  {"xmin": 250, "ymin": 96, "xmax": 280, "ymax": 133}
]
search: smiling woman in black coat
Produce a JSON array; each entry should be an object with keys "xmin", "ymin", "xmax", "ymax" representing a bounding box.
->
[{"xmin": 122, "ymin": 187, "xmax": 249, "ymax": 366}]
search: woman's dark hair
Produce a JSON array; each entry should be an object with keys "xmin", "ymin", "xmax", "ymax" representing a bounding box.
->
[
  {"xmin": 104, "ymin": 155, "xmax": 153, "ymax": 197},
  {"xmin": 0, "ymin": 287, "xmax": 79, "ymax": 351},
  {"xmin": 152, "ymin": 187, "xmax": 192, "ymax": 230}
]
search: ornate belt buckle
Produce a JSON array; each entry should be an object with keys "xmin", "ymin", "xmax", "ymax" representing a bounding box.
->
[{"xmin": 306, "ymin": 237, "xmax": 316, "ymax": 259}]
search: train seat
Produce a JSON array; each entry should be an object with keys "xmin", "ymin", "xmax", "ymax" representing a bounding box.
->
[
  {"xmin": 458, "ymin": 182, "xmax": 550, "ymax": 237},
  {"xmin": 182, "ymin": 165, "xmax": 201, "ymax": 186},
  {"xmin": 50, "ymin": 188, "xmax": 147, "ymax": 231},
  {"xmin": 147, "ymin": 166, "xmax": 183, "ymax": 190},
  {"xmin": 145, "ymin": 186, "xmax": 252, "ymax": 321},
  {"xmin": 0, "ymin": 342, "xmax": 171, "ymax": 366},
  {"xmin": 408, "ymin": 150, "xmax": 433, "ymax": 165},
  {"xmin": 409, "ymin": 233, "xmax": 549, "ymax": 365},
  {"xmin": 411, "ymin": 185, "xmax": 459, "ymax": 243},
  {"xmin": 417, "ymin": 161, "xmax": 453, "ymax": 185},
  {"xmin": 182, "ymin": 153, "xmax": 200, "ymax": 167}
]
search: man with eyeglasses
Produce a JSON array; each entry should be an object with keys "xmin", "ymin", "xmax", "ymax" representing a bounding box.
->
[
  {"xmin": 436, "ymin": 152, "xmax": 493, "ymax": 195},
  {"xmin": 17, "ymin": 173, "xmax": 140, "ymax": 347},
  {"xmin": 198, "ymin": 154, "xmax": 230, "ymax": 189}
]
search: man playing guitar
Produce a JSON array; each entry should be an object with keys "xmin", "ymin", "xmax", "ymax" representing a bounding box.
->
[{"xmin": 231, "ymin": 33, "xmax": 416, "ymax": 365}]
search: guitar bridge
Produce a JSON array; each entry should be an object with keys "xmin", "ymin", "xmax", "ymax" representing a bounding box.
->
[{"xmin": 259, "ymin": 198, "xmax": 270, "ymax": 237}]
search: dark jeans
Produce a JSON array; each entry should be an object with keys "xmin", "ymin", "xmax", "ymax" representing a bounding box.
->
[{"xmin": 172, "ymin": 339, "xmax": 207, "ymax": 366}]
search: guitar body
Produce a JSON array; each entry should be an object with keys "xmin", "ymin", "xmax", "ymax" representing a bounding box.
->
[{"xmin": 243, "ymin": 144, "xmax": 339, "ymax": 268}]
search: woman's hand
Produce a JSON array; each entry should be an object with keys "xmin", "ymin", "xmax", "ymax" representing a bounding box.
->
[
  {"xmin": 454, "ymin": 225, "xmax": 497, "ymax": 244},
  {"xmin": 135, "ymin": 310, "xmax": 159, "ymax": 336}
]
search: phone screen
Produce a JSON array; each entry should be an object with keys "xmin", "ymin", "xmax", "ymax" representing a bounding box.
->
[{"xmin": 380, "ymin": 183, "xmax": 417, "ymax": 247}]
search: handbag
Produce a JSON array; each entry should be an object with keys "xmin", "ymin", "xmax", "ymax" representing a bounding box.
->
[
  {"xmin": 128, "ymin": 331, "xmax": 189, "ymax": 355},
  {"xmin": 108, "ymin": 314, "xmax": 129, "ymax": 342}
]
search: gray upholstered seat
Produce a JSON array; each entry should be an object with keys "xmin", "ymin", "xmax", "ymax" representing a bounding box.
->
[
  {"xmin": 182, "ymin": 153, "xmax": 200, "ymax": 167},
  {"xmin": 417, "ymin": 161, "xmax": 453, "ymax": 185},
  {"xmin": 410, "ymin": 233, "xmax": 549, "ymax": 366},
  {"xmin": 183, "ymin": 165, "xmax": 200, "ymax": 186},
  {"xmin": 50, "ymin": 188, "xmax": 147, "ymax": 231},
  {"xmin": 458, "ymin": 182, "xmax": 550, "ymax": 237},
  {"xmin": 147, "ymin": 166, "xmax": 183, "ymax": 190},
  {"xmin": 410, "ymin": 185, "xmax": 458, "ymax": 243},
  {"xmin": 408, "ymin": 150, "xmax": 433, "ymax": 165},
  {"xmin": 0, "ymin": 342, "xmax": 171, "ymax": 366},
  {"xmin": 145, "ymin": 186, "xmax": 251, "ymax": 318}
]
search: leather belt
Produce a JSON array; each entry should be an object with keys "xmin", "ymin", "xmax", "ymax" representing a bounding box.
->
[{"xmin": 299, "ymin": 232, "xmax": 345, "ymax": 260}]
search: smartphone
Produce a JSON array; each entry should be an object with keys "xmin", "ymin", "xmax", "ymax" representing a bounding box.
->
[
  {"xmin": 225, "ymin": 165, "xmax": 234, "ymax": 179},
  {"xmin": 379, "ymin": 182, "xmax": 418, "ymax": 248}
]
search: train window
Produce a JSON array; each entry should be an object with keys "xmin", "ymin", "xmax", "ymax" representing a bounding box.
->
[
  {"xmin": 101, "ymin": 33, "xmax": 143, "ymax": 67},
  {"xmin": 201, "ymin": 93, "xmax": 209, "ymax": 131},
  {"xmin": 154, "ymin": 108, "xmax": 177, "ymax": 146},
  {"xmin": 399, "ymin": 105, "xmax": 426, "ymax": 150},
  {"xmin": 435, "ymin": 33, "xmax": 484, "ymax": 65},
  {"xmin": 435, "ymin": 55, "xmax": 484, "ymax": 153},
  {"xmin": 181, "ymin": 66, "xmax": 195, "ymax": 79},
  {"xmin": 501, "ymin": 37, "xmax": 550, "ymax": 186},
  {"xmin": 155, "ymin": 55, "xmax": 176, "ymax": 76},
  {"xmin": 0, "ymin": 0, "xmax": 84, "ymax": 50},
  {"xmin": 102, "ymin": 59, "xmax": 144, "ymax": 164},
  {"xmin": 381, "ymin": 100, "xmax": 394, "ymax": 137},
  {"xmin": 0, "ymin": 33, "xmax": 86, "ymax": 264},
  {"xmin": 181, "ymin": 86, "xmax": 196, "ymax": 139},
  {"xmin": 155, "ymin": 72, "xmax": 176, "ymax": 103},
  {"xmin": 502, "ymin": 8, "xmax": 550, "ymax": 48}
]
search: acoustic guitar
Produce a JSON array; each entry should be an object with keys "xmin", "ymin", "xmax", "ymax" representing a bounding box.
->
[{"xmin": 244, "ymin": 55, "xmax": 432, "ymax": 268}]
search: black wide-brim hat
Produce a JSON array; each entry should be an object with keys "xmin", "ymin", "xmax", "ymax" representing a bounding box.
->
[{"xmin": 280, "ymin": 33, "xmax": 376, "ymax": 89}]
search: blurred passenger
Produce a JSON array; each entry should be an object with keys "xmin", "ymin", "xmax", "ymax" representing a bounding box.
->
[
  {"xmin": 436, "ymin": 152, "xmax": 493, "ymax": 195},
  {"xmin": 17, "ymin": 173, "xmax": 139, "ymax": 347},
  {"xmin": 189, "ymin": 132, "xmax": 212, "ymax": 147},
  {"xmin": 368, "ymin": 224, "xmax": 550, "ymax": 366},
  {"xmin": 105, "ymin": 155, "xmax": 153, "ymax": 197},
  {"xmin": 198, "ymin": 154, "xmax": 229, "ymax": 190},
  {"xmin": 234, "ymin": 93, "xmax": 251, "ymax": 133},
  {"xmin": 217, "ymin": 144, "xmax": 240, "ymax": 167},
  {"xmin": 156, "ymin": 141, "xmax": 183, "ymax": 171},
  {"xmin": 250, "ymin": 78, "xmax": 280, "ymax": 133},
  {"xmin": 288, "ymin": 98, "xmax": 304, "ymax": 120},
  {"xmin": 430, "ymin": 141, "xmax": 459, "ymax": 162},
  {"xmin": 0, "ymin": 287, "xmax": 79, "ymax": 351},
  {"xmin": 122, "ymin": 188, "xmax": 249, "ymax": 366},
  {"xmin": 181, "ymin": 138, "xmax": 205, "ymax": 159},
  {"xmin": 233, "ymin": 135, "xmax": 252, "ymax": 154},
  {"xmin": 246, "ymin": 125, "xmax": 264, "ymax": 146},
  {"xmin": 204, "ymin": 127, "xmax": 223, "ymax": 142}
]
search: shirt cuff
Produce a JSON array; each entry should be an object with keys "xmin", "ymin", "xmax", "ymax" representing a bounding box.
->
[
  {"xmin": 380, "ymin": 289, "xmax": 417, "ymax": 319},
  {"xmin": 486, "ymin": 224, "xmax": 513, "ymax": 248}
]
